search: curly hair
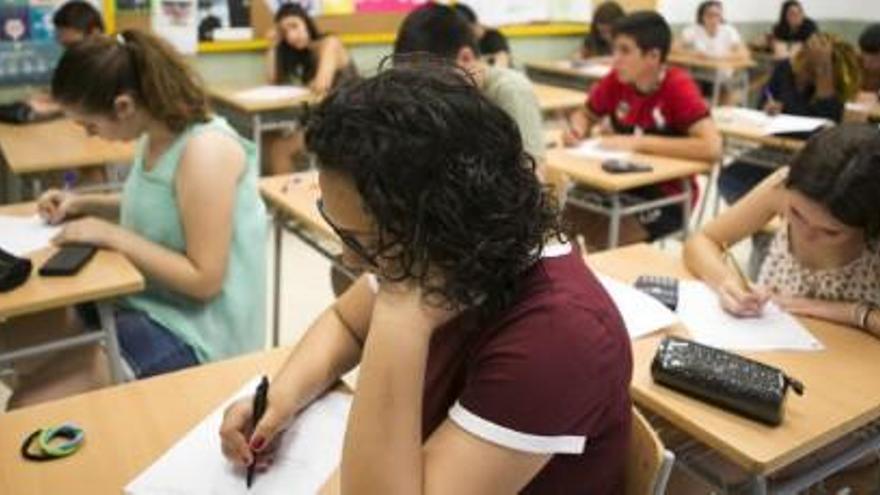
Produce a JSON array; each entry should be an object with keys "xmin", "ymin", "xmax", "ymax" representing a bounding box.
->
[{"xmin": 305, "ymin": 61, "xmax": 562, "ymax": 315}]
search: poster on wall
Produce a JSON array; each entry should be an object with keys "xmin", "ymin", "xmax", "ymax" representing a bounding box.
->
[
  {"xmin": 152, "ymin": 0, "xmax": 198, "ymax": 53},
  {"xmin": 322, "ymin": 0, "xmax": 353, "ymax": 15},
  {"xmin": 259, "ymin": 0, "xmax": 318, "ymax": 16},
  {"xmin": 0, "ymin": 0, "xmax": 101, "ymax": 86},
  {"xmin": 354, "ymin": 0, "xmax": 427, "ymax": 14},
  {"xmin": 198, "ymin": 0, "xmax": 252, "ymax": 41}
]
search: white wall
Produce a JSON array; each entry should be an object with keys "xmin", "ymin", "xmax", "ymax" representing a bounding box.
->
[{"xmin": 658, "ymin": 0, "xmax": 880, "ymax": 24}]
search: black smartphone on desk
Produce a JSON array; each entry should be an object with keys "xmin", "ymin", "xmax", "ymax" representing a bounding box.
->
[
  {"xmin": 39, "ymin": 244, "xmax": 97, "ymax": 276},
  {"xmin": 601, "ymin": 159, "xmax": 653, "ymax": 174}
]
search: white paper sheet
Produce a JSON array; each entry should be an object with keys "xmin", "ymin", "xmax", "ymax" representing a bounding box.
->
[
  {"xmin": 125, "ymin": 378, "xmax": 352, "ymax": 495},
  {"xmin": 597, "ymin": 274, "xmax": 679, "ymax": 340},
  {"xmin": 713, "ymin": 106, "xmax": 831, "ymax": 136},
  {"xmin": 559, "ymin": 60, "xmax": 612, "ymax": 79},
  {"xmin": 676, "ymin": 281, "xmax": 823, "ymax": 352},
  {"xmin": 235, "ymin": 85, "xmax": 310, "ymax": 102},
  {"xmin": 0, "ymin": 214, "xmax": 60, "ymax": 256},
  {"xmin": 761, "ymin": 114, "xmax": 831, "ymax": 136},
  {"xmin": 566, "ymin": 138, "xmax": 632, "ymax": 162}
]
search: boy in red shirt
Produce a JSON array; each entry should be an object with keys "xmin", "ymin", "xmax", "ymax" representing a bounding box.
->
[{"xmin": 564, "ymin": 11, "xmax": 722, "ymax": 246}]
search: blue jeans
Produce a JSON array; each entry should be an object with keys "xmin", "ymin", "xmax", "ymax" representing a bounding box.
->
[
  {"xmin": 718, "ymin": 162, "xmax": 773, "ymax": 205},
  {"xmin": 78, "ymin": 305, "xmax": 199, "ymax": 379}
]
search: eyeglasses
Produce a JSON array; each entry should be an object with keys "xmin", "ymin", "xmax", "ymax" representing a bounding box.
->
[{"xmin": 316, "ymin": 198, "xmax": 378, "ymax": 266}]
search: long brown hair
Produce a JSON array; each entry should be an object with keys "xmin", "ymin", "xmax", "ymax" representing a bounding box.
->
[{"xmin": 51, "ymin": 29, "xmax": 209, "ymax": 133}]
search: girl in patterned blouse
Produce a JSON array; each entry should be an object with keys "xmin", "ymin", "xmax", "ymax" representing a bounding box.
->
[{"xmin": 685, "ymin": 123, "xmax": 880, "ymax": 335}]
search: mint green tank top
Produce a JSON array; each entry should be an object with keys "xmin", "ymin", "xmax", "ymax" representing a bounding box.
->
[{"xmin": 120, "ymin": 117, "xmax": 267, "ymax": 363}]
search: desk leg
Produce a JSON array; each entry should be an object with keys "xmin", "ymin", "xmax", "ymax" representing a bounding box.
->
[
  {"xmin": 253, "ymin": 114, "xmax": 263, "ymax": 168},
  {"xmin": 748, "ymin": 475, "xmax": 768, "ymax": 495},
  {"xmin": 711, "ymin": 69, "xmax": 723, "ymax": 107},
  {"xmin": 30, "ymin": 176, "xmax": 42, "ymax": 200},
  {"xmin": 272, "ymin": 215, "xmax": 283, "ymax": 348},
  {"xmin": 608, "ymin": 193, "xmax": 621, "ymax": 248},
  {"xmin": 682, "ymin": 177, "xmax": 693, "ymax": 236},
  {"xmin": 96, "ymin": 302, "xmax": 125, "ymax": 384}
]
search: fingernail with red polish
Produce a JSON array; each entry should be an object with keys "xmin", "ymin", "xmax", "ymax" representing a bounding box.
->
[{"xmin": 250, "ymin": 436, "xmax": 265, "ymax": 451}]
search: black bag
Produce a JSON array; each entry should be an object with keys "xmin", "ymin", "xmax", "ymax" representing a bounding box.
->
[
  {"xmin": 0, "ymin": 102, "xmax": 60, "ymax": 124},
  {"xmin": 651, "ymin": 336, "xmax": 804, "ymax": 426},
  {"xmin": 0, "ymin": 246, "xmax": 32, "ymax": 292}
]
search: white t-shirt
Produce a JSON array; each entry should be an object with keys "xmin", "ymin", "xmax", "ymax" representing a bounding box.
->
[{"xmin": 681, "ymin": 24, "xmax": 743, "ymax": 58}]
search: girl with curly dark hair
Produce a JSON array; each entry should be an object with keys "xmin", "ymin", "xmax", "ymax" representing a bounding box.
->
[{"xmin": 219, "ymin": 63, "xmax": 633, "ymax": 494}]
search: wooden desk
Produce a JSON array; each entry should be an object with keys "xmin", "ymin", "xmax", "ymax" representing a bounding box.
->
[
  {"xmin": 208, "ymin": 86, "xmax": 318, "ymax": 162},
  {"xmin": 0, "ymin": 346, "xmax": 292, "ymax": 494},
  {"xmin": 260, "ymin": 172, "xmax": 340, "ymax": 347},
  {"xmin": 668, "ymin": 51, "xmax": 756, "ymax": 107},
  {"xmin": 547, "ymin": 147, "xmax": 711, "ymax": 247},
  {"xmin": 588, "ymin": 244, "xmax": 880, "ymax": 494},
  {"xmin": 532, "ymin": 82, "xmax": 585, "ymax": 113},
  {"xmin": 0, "ymin": 119, "xmax": 134, "ymax": 203},
  {"xmin": 0, "ymin": 204, "xmax": 144, "ymax": 383},
  {"xmin": 713, "ymin": 107, "xmax": 807, "ymax": 152},
  {"xmin": 525, "ymin": 59, "xmax": 611, "ymax": 91}
]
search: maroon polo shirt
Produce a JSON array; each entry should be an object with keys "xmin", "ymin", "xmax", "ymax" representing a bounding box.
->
[{"xmin": 421, "ymin": 244, "xmax": 633, "ymax": 494}]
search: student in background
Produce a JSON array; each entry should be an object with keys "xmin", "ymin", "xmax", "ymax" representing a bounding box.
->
[
  {"xmin": 580, "ymin": 1, "xmax": 625, "ymax": 59},
  {"xmin": 6, "ymin": 30, "xmax": 267, "ymax": 408},
  {"xmin": 451, "ymin": 3, "xmax": 512, "ymax": 68},
  {"xmin": 564, "ymin": 11, "xmax": 722, "ymax": 248},
  {"xmin": 771, "ymin": 0, "xmax": 819, "ymax": 60},
  {"xmin": 858, "ymin": 23, "xmax": 880, "ymax": 102},
  {"xmin": 718, "ymin": 34, "xmax": 861, "ymax": 205},
  {"xmin": 53, "ymin": 0, "xmax": 104, "ymax": 48},
  {"xmin": 678, "ymin": 1, "xmax": 747, "ymax": 59},
  {"xmin": 264, "ymin": 3, "xmax": 356, "ymax": 175},
  {"xmin": 393, "ymin": 3, "xmax": 544, "ymax": 169},
  {"xmin": 685, "ymin": 124, "xmax": 880, "ymax": 334},
  {"xmin": 219, "ymin": 63, "xmax": 633, "ymax": 495},
  {"xmin": 21, "ymin": 0, "xmax": 105, "ymax": 118}
]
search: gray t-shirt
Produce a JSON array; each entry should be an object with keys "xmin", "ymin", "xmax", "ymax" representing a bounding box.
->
[{"xmin": 482, "ymin": 66, "xmax": 545, "ymax": 162}]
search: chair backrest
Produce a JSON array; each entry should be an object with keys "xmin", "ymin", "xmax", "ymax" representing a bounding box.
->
[{"xmin": 625, "ymin": 407, "xmax": 674, "ymax": 495}]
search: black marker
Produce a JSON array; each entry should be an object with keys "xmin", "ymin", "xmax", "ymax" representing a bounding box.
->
[{"xmin": 247, "ymin": 376, "xmax": 270, "ymax": 489}]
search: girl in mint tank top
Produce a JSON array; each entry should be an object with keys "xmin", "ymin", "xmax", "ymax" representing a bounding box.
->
[{"xmin": 9, "ymin": 29, "xmax": 266, "ymax": 408}]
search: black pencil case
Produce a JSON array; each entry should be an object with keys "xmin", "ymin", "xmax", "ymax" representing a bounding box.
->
[
  {"xmin": 0, "ymin": 246, "xmax": 32, "ymax": 292},
  {"xmin": 651, "ymin": 337, "xmax": 804, "ymax": 426}
]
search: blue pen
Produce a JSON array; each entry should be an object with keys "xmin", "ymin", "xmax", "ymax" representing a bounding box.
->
[{"xmin": 62, "ymin": 171, "xmax": 77, "ymax": 191}]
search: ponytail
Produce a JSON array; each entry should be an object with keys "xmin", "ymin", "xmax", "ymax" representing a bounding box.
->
[{"xmin": 51, "ymin": 29, "xmax": 209, "ymax": 133}]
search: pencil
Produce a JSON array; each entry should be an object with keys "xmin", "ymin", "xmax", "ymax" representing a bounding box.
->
[{"xmin": 722, "ymin": 243, "xmax": 751, "ymax": 293}]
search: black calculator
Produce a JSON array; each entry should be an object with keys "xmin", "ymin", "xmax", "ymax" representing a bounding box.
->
[{"xmin": 634, "ymin": 275, "xmax": 679, "ymax": 310}]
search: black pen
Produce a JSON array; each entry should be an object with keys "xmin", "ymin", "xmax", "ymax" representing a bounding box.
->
[{"xmin": 247, "ymin": 376, "xmax": 270, "ymax": 489}]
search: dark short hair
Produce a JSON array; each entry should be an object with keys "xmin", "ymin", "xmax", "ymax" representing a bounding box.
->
[
  {"xmin": 305, "ymin": 61, "xmax": 561, "ymax": 313},
  {"xmin": 787, "ymin": 123, "xmax": 880, "ymax": 241},
  {"xmin": 52, "ymin": 0, "xmax": 104, "ymax": 34},
  {"xmin": 859, "ymin": 23, "xmax": 880, "ymax": 54},
  {"xmin": 394, "ymin": 3, "xmax": 478, "ymax": 59},
  {"xmin": 613, "ymin": 10, "xmax": 672, "ymax": 62},
  {"xmin": 696, "ymin": 0, "xmax": 722, "ymax": 25},
  {"xmin": 451, "ymin": 3, "xmax": 477, "ymax": 24}
]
